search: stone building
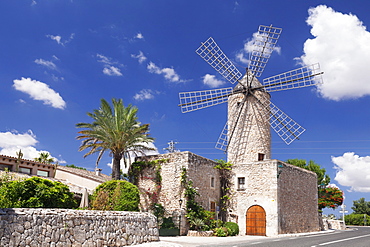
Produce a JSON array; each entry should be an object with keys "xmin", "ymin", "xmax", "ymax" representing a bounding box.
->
[{"xmin": 137, "ymin": 151, "xmax": 319, "ymax": 236}]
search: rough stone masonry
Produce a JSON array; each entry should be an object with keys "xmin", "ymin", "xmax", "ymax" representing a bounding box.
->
[{"xmin": 0, "ymin": 208, "xmax": 159, "ymax": 247}]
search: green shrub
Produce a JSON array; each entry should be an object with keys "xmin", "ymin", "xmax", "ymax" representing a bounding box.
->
[
  {"xmin": 161, "ymin": 217, "xmax": 177, "ymax": 229},
  {"xmin": 0, "ymin": 176, "xmax": 77, "ymax": 208},
  {"xmin": 224, "ymin": 222, "xmax": 239, "ymax": 236},
  {"xmin": 214, "ymin": 227, "xmax": 229, "ymax": 237},
  {"xmin": 90, "ymin": 180, "xmax": 139, "ymax": 211},
  {"xmin": 344, "ymin": 213, "xmax": 370, "ymax": 226}
]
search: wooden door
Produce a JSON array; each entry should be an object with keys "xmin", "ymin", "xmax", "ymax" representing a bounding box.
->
[{"xmin": 246, "ymin": 205, "xmax": 266, "ymax": 236}]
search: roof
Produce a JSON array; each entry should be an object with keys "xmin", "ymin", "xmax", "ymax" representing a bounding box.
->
[{"xmin": 56, "ymin": 165, "xmax": 111, "ymax": 184}]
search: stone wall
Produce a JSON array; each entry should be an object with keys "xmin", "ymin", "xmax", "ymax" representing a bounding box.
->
[
  {"xmin": 137, "ymin": 152, "xmax": 220, "ymax": 213},
  {"xmin": 0, "ymin": 208, "xmax": 159, "ymax": 247},
  {"xmin": 229, "ymin": 160, "xmax": 279, "ymax": 236},
  {"xmin": 137, "ymin": 152, "xmax": 220, "ymax": 235},
  {"xmin": 277, "ymin": 161, "xmax": 320, "ymax": 234}
]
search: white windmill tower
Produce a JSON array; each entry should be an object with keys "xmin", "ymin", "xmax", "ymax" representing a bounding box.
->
[{"xmin": 179, "ymin": 25, "xmax": 323, "ymax": 165}]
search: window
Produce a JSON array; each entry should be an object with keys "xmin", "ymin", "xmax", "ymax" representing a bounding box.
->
[
  {"xmin": 210, "ymin": 201, "xmax": 216, "ymax": 212},
  {"xmin": 258, "ymin": 153, "xmax": 265, "ymax": 161},
  {"xmin": 37, "ymin": 170, "xmax": 49, "ymax": 177},
  {"xmin": 238, "ymin": 177, "xmax": 245, "ymax": 190},
  {"xmin": 19, "ymin": 167, "xmax": 31, "ymax": 174},
  {"xmin": 0, "ymin": 164, "xmax": 12, "ymax": 171},
  {"xmin": 210, "ymin": 177, "xmax": 215, "ymax": 188}
]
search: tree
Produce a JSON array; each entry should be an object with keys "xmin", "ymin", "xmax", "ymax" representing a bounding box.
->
[
  {"xmin": 352, "ymin": 198, "xmax": 370, "ymax": 215},
  {"xmin": 34, "ymin": 152, "xmax": 54, "ymax": 164},
  {"xmin": 286, "ymin": 159, "xmax": 343, "ymax": 210},
  {"xmin": 76, "ymin": 98, "xmax": 154, "ymax": 180}
]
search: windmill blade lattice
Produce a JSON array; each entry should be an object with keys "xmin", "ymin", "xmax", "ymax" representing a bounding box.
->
[
  {"xmin": 196, "ymin": 37, "xmax": 242, "ymax": 84},
  {"xmin": 248, "ymin": 25, "xmax": 282, "ymax": 78},
  {"xmin": 179, "ymin": 87, "xmax": 233, "ymax": 113},
  {"xmin": 262, "ymin": 63, "xmax": 323, "ymax": 92},
  {"xmin": 251, "ymin": 91, "xmax": 306, "ymax": 145}
]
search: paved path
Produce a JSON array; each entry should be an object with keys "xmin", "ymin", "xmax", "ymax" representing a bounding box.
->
[{"xmin": 133, "ymin": 231, "xmax": 335, "ymax": 247}]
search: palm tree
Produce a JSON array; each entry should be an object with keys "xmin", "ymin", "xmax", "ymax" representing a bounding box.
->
[
  {"xmin": 34, "ymin": 152, "xmax": 54, "ymax": 164},
  {"xmin": 76, "ymin": 98, "xmax": 154, "ymax": 180}
]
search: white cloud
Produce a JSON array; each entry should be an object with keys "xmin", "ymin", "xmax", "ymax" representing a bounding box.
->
[
  {"xmin": 236, "ymin": 31, "xmax": 281, "ymax": 66},
  {"xmin": 46, "ymin": 33, "xmax": 75, "ymax": 46},
  {"xmin": 332, "ymin": 152, "xmax": 370, "ymax": 192},
  {"xmin": 34, "ymin": 59, "xmax": 57, "ymax": 70},
  {"xmin": 147, "ymin": 62, "xmax": 185, "ymax": 83},
  {"xmin": 31, "ymin": 0, "xmax": 37, "ymax": 6},
  {"xmin": 299, "ymin": 5, "xmax": 370, "ymax": 101},
  {"xmin": 202, "ymin": 74, "xmax": 226, "ymax": 88},
  {"xmin": 131, "ymin": 51, "xmax": 147, "ymax": 64},
  {"xmin": 97, "ymin": 54, "xmax": 123, "ymax": 76},
  {"xmin": 13, "ymin": 77, "xmax": 66, "ymax": 109},
  {"xmin": 102, "ymin": 66, "xmax": 122, "ymax": 76},
  {"xmin": 136, "ymin": 33, "xmax": 144, "ymax": 39},
  {"xmin": 133, "ymin": 89, "xmax": 160, "ymax": 101},
  {"xmin": 0, "ymin": 130, "xmax": 60, "ymax": 163}
]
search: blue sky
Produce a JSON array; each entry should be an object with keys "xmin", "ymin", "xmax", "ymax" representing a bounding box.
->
[{"xmin": 1, "ymin": 0, "xmax": 370, "ymax": 216}]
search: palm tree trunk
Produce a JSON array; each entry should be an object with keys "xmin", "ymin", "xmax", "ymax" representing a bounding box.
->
[{"xmin": 112, "ymin": 153, "xmax": 122, "ymax": 180}]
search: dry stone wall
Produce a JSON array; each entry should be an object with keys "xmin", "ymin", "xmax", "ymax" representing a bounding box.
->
[
  {"xmin": 0, "ymin": 208, "xmax": 159, "ymax": 247},
  {"xmin": 277, "ymin": 162, "xmax": 320, "ymax": 234}
]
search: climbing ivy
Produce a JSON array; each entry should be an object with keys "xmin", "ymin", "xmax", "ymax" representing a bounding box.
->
[
  {"xmin": 180, "ymin": 167, "xmax": 214, "ymax": 230},
  {"xmin": 214, "ymin": 159, "xmax": 233, "ymax": 222},
  {"xmin": 128, "ymin": 159, "xmax": 167, "ymax": 185}
]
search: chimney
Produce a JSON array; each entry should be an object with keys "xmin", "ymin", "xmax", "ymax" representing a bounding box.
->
[{"xmin": 95, "ymin": 168, "xmax": 102, "ymax": 176}]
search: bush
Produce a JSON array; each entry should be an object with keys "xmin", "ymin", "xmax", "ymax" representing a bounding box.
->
[
  {"xmin": 0, "ymin": 176, "xmax": 77, "ymax": 208},
  {"xmin": 345, "ymin": 213, "xmax": 370, "ymax": 226},
  {"xmin": 90, "ymin": 180, "xmax": 139, "ymax": 211},
  {"xmin": 224, "ymin": 222, "xmax": 239, "ymax": 236},
  {"xmin": 214, "ymin": 227, "xmax": 229, "ymax": 237}
]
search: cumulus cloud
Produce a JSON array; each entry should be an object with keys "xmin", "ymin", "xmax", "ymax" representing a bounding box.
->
[
  {"xmin": 147, "ymin": 62, "xmax": 185, "ymax": 83},
  {"xmin": 102, "ymin": 66, "xmax": 123, "ymax": 76},
  {"xmin": 236, "ymin": 31, "xmax": 281, "ymax": 66},
  {"xmin": 0, "ymin": 130, "xmax": 61, "ymax": 162},
  {"xmin": 332, "ymin": 152, "xmax": 370, "ymax": 192},
  {"xmin": 46, "ymin": 33, "xmax": 75, "ymax": 46},
  {"xmin": 131, "ymin": 51, "xmax": 147, "ymax": 64},
  {"xmin": 202, "ymin": 74, "xmax": 226, "ymax": 88},
  {"xmin": 13, "ymin": 77, "xmax": 66, "ymax": 109},
  {"xmin": 97, "ymin": 54, "xmax": 123, "ymax": 76},
  {"xmin": 136, "ymin": 33, "xmax": 144, "ymax": 39},
  {"xmin": 299, "ymin": 5, "xmax": 370, "ymax": 101},
  {"xmin": 133, "ymin": 89, "xmax": 160, "ymax": 101},
  {"xmin": 34, "ymin": 59, "xmax": 57, "ymax": 70}
]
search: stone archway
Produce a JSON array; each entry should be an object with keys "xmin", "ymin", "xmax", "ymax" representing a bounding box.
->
[{"xmin": 246, "ymin": 205, "xmax": 266, "ymax": 236}]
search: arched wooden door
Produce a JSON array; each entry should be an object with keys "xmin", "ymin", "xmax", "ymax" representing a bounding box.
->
[{"xmin": 246, "ymin": 205, "xmax": 266, "ymax": 236}]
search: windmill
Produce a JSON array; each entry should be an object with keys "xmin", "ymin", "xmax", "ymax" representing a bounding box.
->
[{"xmin": 178, "ymin": 25, "xmax": 323, "ymax": 165}]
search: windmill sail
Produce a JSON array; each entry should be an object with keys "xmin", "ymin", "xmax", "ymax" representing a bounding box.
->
[
  {"xmin": 179, "ymin": 87, "xmax": 233, "ymax": 113},
  {"xmin": 262, "ymin": 63, "xmax": 323, "ymax": 92},
  {"xmin": 196, "ymin": 37, "xmax": 242, "ymax": 84},
  {"xmin": 251, "ymin": 91, "xmax": 306, "ymax": 145},
  {"xmin": 248, "ymin": 25, "xmax": 282, "ymax": 79}
]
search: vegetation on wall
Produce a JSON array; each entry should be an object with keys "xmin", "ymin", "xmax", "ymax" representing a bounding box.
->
[
  {"xmin": 0, "ymin": 175, "xmax": 77, "ymax": 208},
  {"xmin": 180, "ymin": 167, "xmax": 215, "ymax": 231},
  {"xmin": 65, "ymin": 164, "xmax": 87, "ymax": 170},
  {"xmin": 214, "ymin": 159, "xmax": 233, "ymax": 222},
  {"xmin": 90, "ymin": 180, "xmax": 140, "ymax": 211}
]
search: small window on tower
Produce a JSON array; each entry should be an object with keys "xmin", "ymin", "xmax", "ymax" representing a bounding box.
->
[
  {"xmin": 210, "ymin": 177, "xmax": 215, "ymax": 188},
  {"xmin": 258, "ymin": 153, "xmax": 265, "ymax": 161},
  {"xmin": 238, "ymin": 177, "xmax": 245, "ymax": 190}
]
